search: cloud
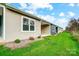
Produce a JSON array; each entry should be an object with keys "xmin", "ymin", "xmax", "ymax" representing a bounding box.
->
[
  {"xmin": 19, "ymin": 3, "xmax": 28, "ymax": 9},
  {"xmin": 25, "ymin": 10, "xmax": 34, "ymax": 14},
  {"xmin": 54, "ymin": 18, "xmax": 68, "ymax": 29},
  {"xmin": 38, "ymin": 15, "xmax": 68, "ymax": 29},
  {"xmin": 19, "ymin": 3, "xmax": 53, "ymax": 10},
  {"xmin": 68, "ymin": 11, "xmax": 75, "ymax": 17},
  {"xmin": 30, "ymin": 3, "xmax": 53, "ymax": 10},
  {"xmin": 69, "ymin": 3, "xmax": 79, "ymax": 7},
  {"xmin": 59, "ymin": 12, "xmax": 65, "ymax": 16},
  {"xmin": 77, "ymin": 3, "xmax": 79, "ymax": 6},
  {"xmin": 19, "ymin": 3, "xmax": 53, "ymax": 14},
  {"xmin": 69, "ymin": 3, "xmax": 75, "ymax": 7},
  {"xmin": 38, "ymin": 15, "xmax": 56, "ymax": 23}
]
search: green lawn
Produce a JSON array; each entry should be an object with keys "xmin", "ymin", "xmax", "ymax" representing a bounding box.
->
[{"xmin": 0, "ymin": 32, "xmax": 79, "ymax": 56}]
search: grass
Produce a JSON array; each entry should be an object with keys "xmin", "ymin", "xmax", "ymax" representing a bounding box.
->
[{"xmin": 0, "ymin": 32, "xmax": 79, "ymax": 56}]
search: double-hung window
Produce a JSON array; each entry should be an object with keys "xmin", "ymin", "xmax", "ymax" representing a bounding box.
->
[
  {"xmin": 23, "ymin": 18, "xmax": 29, "ymax": 31},
  {"xmin": 30, "ymin": 20, "xmax": 35, "ymax": 31},
  {"xmin": 22, "ymin": 17, "xmax": 35, "ymax": 32}
]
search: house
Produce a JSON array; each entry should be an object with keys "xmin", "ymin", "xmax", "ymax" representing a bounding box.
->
[{"xmin": 0, "ymin": 3, "xmax": 63, "ymax": 42}]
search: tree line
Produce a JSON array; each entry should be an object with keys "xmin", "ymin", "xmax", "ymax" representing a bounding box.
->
[{"xmin": 66, "ymin": 18, "xmax": 79, "ymax": 33}]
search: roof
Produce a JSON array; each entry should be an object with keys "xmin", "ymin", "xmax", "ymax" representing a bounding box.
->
[
  {"xmin": 1, "ymin": 3, "xmax": 63, "ymax": 29},
  {"xmin": 2, "ymin": 3, "xmax": 41, "ymax": 21},
  {"xmin": 52, "ymin": 23, "xmax": 63, "ymax": 29},
  {"xmin": 1, "ymin": 3, "xmax": 51, "ymax": 24}
]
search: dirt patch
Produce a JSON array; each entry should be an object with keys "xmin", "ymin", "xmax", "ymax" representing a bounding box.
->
[
  {"xmin": 4, "ymin": 39, "xmax": 33, "ymax": 49},
  {"xmin": 4, "ymin": 38, "xmax": 43, "ymax": 49},
  {"xmin": 0, "ymin": 40, "xmax": 6, "ymax": 45}
]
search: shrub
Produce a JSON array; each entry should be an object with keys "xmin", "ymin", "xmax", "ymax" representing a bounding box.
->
[
  {"xmin": 29, "ymin": 37, "xmax": 35, "ymax": 40},
  {"xmin": 37, "ymin": 36, "xmax": 41, "ymax": 38},
  {"xmin": 14, "ymin": 38, "xmax": 21, "ymax": 43}
]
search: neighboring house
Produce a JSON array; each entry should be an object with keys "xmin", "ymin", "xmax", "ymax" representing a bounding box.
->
[{"xmin": 0, "ymin": 4, "xmax": 63, "ymax": 42}]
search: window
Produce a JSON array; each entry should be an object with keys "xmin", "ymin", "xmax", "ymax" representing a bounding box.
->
[
  {"xmin": 22, "ymin": 17, "xmax": 35, "ymax": 32},
  {"xmin": 23, "ymin": 18, "xmax": 29, "ymax": 31},
  {"xmin": 0, "ymin": 7, "xmax": 3, "ymax": 36},
  {"xmin": 30, "ymin": 20, "xmax": 35, "ymax": 31}
]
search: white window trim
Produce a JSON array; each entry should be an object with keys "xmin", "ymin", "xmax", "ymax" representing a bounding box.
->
[
  {"xmin": 0, "ymin": 5, "xmax": 5, "ymax": 40},
  {"xmin": 21, "ymin": 16, "xmax": 36, "ymax": 32}
]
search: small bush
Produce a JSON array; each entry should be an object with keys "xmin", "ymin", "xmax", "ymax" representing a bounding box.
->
[
  {"xmin": 14, "ymin": 39, "xmax": 21, "ymax": 43},
  {"xmin": 29, "ymin": 37, "xmax": 35, "ymax": 40},
  {"xmin": 37, "ymin": 36, "xmax": 41, "ymax": 38}
]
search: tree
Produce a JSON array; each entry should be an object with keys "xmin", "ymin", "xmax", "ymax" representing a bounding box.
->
[{"xmin": 66, "ymin": 18, "xmax": 79, "ymax": 32}]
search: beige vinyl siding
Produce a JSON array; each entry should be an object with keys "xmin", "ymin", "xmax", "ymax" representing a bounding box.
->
[
  {"xmin": 41, "ymin": 24, "xmax": 51, "ymax": 36},
  {"xmin": 58, "ymin": 27, "xmax": 63, "ymax": 33},
  {"xmin": 5, "ymin": 9, "xmax": 41, "ymax": 41}
]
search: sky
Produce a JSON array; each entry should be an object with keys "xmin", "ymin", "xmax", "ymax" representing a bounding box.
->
[{"xmin": 8, "ymin": 3, "xmax": 79, "ymax": 29}]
